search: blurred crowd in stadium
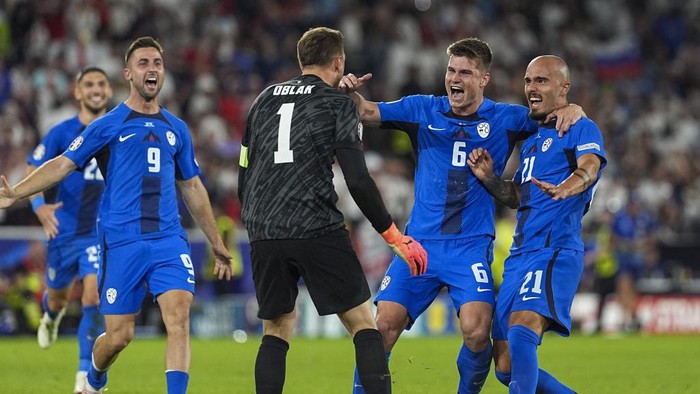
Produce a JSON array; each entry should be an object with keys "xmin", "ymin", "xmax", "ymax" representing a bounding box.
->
[{"xmin": 1, "ymin": 0, "xmax": 699, "ymax": 333}]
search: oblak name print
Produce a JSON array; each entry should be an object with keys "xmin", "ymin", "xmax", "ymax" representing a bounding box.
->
[{"xmin": 273, "ymin": 84, "xmax": 314, "ymax": 96}]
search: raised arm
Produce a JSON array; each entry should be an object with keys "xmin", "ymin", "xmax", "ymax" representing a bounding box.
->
[
  {"xmin": 467, "ymin": 147, "xmax": 520, "ymax": 209},
  {"xmin": 531, "ymin": 153, "xmax": 602, "ymax": 200},
  {"xmin": 0, "ymin": 156, "xmax": 76, "ymax": 209},
  {"xmin": 177, "ymin": 175, "xmax": 233, "ymax": 280},
  {"xmin": 339, "ymin": 73, "xmax": 381, "ymax": 127}
]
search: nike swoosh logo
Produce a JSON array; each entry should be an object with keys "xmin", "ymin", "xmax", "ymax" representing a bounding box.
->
[
  {"xmin": 476, "ymin": 286, "xmax": 492, "ymax": 292},
  {"xmin": 187, "ymin": 277, "xmax": 195, "ymax": 284},
  {"xmin": 427, "ymin": 124, "xmax": 446, "ymax": 131},
  {"xmin": 119, "ymin": 133, "xmax": 136, "ymax": 142},
  {"xmin": 522, "ymin": 295, "xmax": 540, "ymax": 301}
]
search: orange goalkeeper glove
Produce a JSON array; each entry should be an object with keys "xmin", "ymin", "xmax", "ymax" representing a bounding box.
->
[{"xmin": 381, "ymin": 223, "xmax": 428, "ymax": 276}]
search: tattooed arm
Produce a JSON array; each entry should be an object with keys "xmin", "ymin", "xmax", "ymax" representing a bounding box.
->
[{"xmin": 468, "ymin": 147, "xmax": 520, "ymax": 209}]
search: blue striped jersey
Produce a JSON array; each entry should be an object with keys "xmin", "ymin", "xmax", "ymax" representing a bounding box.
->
[
  {"xmin": 511, "ymin": 118, "xmax": 607, "ymax": 253},
  {"xmin": 28, "ymin": 116, "xmax": 104, "ymax": 245},
  {"xmin": 63, "ymin": 103, "xmax": 200, "ymax": 248},
  {"xmin": 378, "ymin": 95, "xmax": 536, "ymax": 239}
]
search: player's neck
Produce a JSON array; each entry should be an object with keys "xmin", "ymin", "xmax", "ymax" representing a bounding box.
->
[
  {"xmin": 124, "ymin": 95, "xmax": 160, "ymax": 114},
  {"xmin": 77, "ymin": 109, "xmax": 106, "ymax": 126},
  {"xmin": 302, "ymin": 68, "xmax": 338, "ymax": 88}
]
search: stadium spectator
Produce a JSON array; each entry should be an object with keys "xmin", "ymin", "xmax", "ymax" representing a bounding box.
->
[
  {"xmin": 468, "ymin": 55, "xmax": 606, "ymax": 393},
  {"xmin": 0, "ymin": 36, "xmax": 233, "ymax": 394},
  {"xmin": 341, "ymin": 37, "xmax": 583, "ymax": 393},
  {"xmin": 610, "ymin": 193, "xmax": 658, "ymax": 332},
  {"xmin": 237, "ymin": 27, "xmax": 427, "ymax": 394},
  {"xmin": 27, "ymin": 66, "xmax": 112, "ymax": 394}
]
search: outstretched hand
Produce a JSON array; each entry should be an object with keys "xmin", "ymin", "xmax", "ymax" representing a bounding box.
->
[
  {"xmin": 532, "ymin": 177, "xmax": 573, "ymax": 200},
  {"xmin": 212, "ymin": 244, "xmax": 234, "ymax": 281},
  {"xmin": 35, "ymin": 201, "xmax": 64, "ymax": 239},
  {"xmin": 381, "ymin": 223, "xmax": 428, "ymax": 276},
  {"xmin": 467, "ymin": 147, "xmax": 494, "ymax": 181},
  {"xmin": 0, "ymin": 176, "xmax": 18, "ymax": 209},
  {"xmin": 338, "ymin": 73, "xmax": 373, "ymax": 93}
]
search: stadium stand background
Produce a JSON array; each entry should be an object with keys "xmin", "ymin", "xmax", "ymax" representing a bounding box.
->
[{"xmin": 0, "ymin": 0, "xmax": 699, "ymax": 335}]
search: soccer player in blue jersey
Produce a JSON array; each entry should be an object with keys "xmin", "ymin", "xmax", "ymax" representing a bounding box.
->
[
  {"xmin": 27, "ymin": 66, "xmax": 112, "ymax": 393},
  {"xmin": 468, "ymin": 55, "xmax": 607, "ymax": 393},
  {"xmin": 341, "ymin": 38, "xmax": 585, "ymax": 393},
  {"xmin": 0, "ymin": 36, "xmax": 232, "ymax": 394}
]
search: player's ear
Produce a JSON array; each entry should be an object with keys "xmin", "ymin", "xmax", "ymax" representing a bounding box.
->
[
  {"xmin": 72, "ymin": 81, "xmax": 81, "ymax": 101},
  {"xmin": 481, "ymin": 72, "xmax": 490, "ymax": 88},
  {"xmin": 123, "ymin": 67, "xmax": 131, "ymax": 82}
]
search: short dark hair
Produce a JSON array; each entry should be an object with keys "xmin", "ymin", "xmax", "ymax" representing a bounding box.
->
[
  {"xmin": 297, "ymin": 27, "xmax": 344, "ymax": 69},
  {"xmin": 446, "ymin": 37, "xmax": 493, "ymax": 72},
  {"xmin": 124, "ymin": 36, "xmax": 164, "ymax": 65},
  {"xmin": 76, "ymin": 66, "xmax": 109, "ymax": 83}
]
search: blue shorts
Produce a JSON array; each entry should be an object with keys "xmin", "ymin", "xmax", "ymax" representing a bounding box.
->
[
  {"xmin": 492, "ymin": 248, "xmax": 583, "ymax": 340},
  {"xmin": 98, "ymin": 235, "xmax": 195, "ymax": 314},
  {"xmin": 46, "ymin": 238, "xmax": 100, "ymax": 289},
  {"xmin": 375, "ymin": 236, "xmax": 494, "ymax": 329}
]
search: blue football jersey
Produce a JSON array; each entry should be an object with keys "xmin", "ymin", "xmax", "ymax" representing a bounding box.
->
[
  {"xmin": 511, "ymin": 118, "xmax": 607, "ymax": 253},
  {"xmin": 28, "ymin": 116, "xmax": 104, "ymax": 245},
  {"xmin": 63, "ymin": 103, "xmax": 201, "ymax": 247},
  {"xmin": 378, "ymin": 95, "xmax": 536, "ymax": 239}
]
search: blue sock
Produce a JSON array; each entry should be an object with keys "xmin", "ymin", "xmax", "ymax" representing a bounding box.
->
[
  {"xmin": 165, "ymin": 370, "xmax": 189, "ymax": 394},
  {"xmin": 87, "ymin": 358, "xmax": 108, "ymax": 389},
  {"xmin": 42, "ymin": 292, "xmax": 58, "ymax": 319},
  {"xmin": 507, "ymin": 325, "xmax": 540, "ymax": 394},
  {"xmin": 78, "ymin": 305, "xmax": 104, "ymax": 372},
  {"xmin": 352, "ymin": 352, "xmax": 390, "ymax": 394},
  {"xmin": 495, "ymin": 370, "xmax": 511, "ymax": 387},
  {"xmin": 537, "ymin": 368, "xmax": 575, "ymax": 393},
  {"xmin": 457, "ymin": 341, "xmax": 492, "ymax": 393}
]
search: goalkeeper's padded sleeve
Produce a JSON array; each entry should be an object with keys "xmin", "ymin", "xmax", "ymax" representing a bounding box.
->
[{"xmin": 336, "ymin": 147, "xmax": 393, "ymax": 233}]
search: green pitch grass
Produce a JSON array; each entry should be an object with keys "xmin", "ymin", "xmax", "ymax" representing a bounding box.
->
[{"xmin": 1, "ymin": 333, "xmax": 698, "ymax": 393}]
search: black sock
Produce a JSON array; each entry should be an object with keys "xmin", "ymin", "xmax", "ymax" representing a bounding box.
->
[
  {"xmin": 255, "ymin": 335, "xmax": 290, "ymax": 394},
  {"xmin": 354, "ymin": 329, "xmax": 391, "ymax": 394}
]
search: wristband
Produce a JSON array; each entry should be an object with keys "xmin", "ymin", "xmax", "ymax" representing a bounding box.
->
[{"xmin": 31, "ymin": 196, "xmax": 45, "ymax": 212}]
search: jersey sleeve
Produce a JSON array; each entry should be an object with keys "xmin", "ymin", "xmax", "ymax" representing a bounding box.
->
[
  {"xmin": 28, "ymin": 127, "xmax": 63, "ymax": 167},
  {"xmin": 333, "ymin": 96, "xmax": 364, "ymax": 151},
  {"xmin": 572, "ymin": 120, "xmax": 607, "ymax": 169},
  {"xmin": 378, "ymin": 95, "xmax": 424, "ymax": 125},
  {"xmin": 175, "ymin": 123, "xmax": 202, "ymax": 180},
  {"xmin": 62, "ymin": 120, "xmax": 113, "ymax": 170}
]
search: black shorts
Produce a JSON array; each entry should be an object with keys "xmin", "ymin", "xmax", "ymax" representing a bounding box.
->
[{"xmin": 251, "ymin": 228, "xmax": 371, "ymax": 320}]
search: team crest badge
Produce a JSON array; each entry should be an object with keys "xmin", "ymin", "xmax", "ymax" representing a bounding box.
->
[
  {"xmin": 477, "ymin": 122, "xmax": 490, "ymax": 138},
  {"xmin": 48, "ymin": 268, "xmax": 56, "ymax": 281},
  {"xmin": 106, "ymin": 288, "xmax": 118, "ymax": 304},
  {"xmin": 33, "ymin": 144, "xmax": 46, "ymax": 160},
  {"xmin": 380, "ymin": 275, "xmax": 391, "ymax": 291},
  {"xmin": 357, "ymin": 122, "xmax": 363, "ymax": 141},
  {"xmin": 166, "ymin": 131, "xmax": 176, "ymax": 146},
  {"xmin": 68, "ymin": 136, "xmax": 83, "ymax": 151},
  {"xmin": 542, "ymin": 137, "xmax": 553, "ymax": 152}
]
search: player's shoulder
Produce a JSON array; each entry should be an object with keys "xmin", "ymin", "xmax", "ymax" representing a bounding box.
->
[
  {"xmin": 159, "ymin": 107, "xmax": 189, "ymax": 131},
  {"xmin": 491, "ymin": 100, "xmax": 529, "ymax": 118},
  {"xmin": 44, "ymin": 115, "xmax": 82, "ymax": 137},
  {"xmin": 568, "ymin": 117, "xmax": 602, "ymax": 137}
]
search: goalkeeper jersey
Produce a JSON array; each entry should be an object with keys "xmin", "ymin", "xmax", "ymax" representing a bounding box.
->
[{"xmin": 239, "ymin": 74, "xmax": 365, "ymax": 242}]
